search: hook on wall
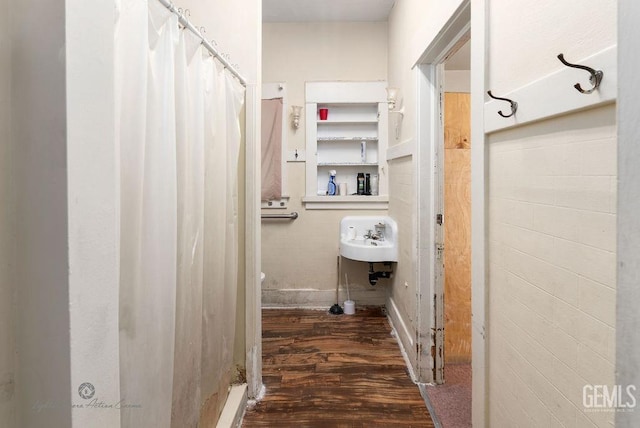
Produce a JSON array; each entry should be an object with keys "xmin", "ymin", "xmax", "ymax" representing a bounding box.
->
[
  {"xmin": 487, "ymin": 91, "xmax": 518, "ymax": 118},
  {"xmin": 557, "ymin": 53, "xmax": 603, "ymax": 94}
]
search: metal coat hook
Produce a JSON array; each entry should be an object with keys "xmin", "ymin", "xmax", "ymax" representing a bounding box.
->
[
  {"xmin": 557, "ymin": 53, "xmax": 603, "ymax": 94},
  {"xmin": 487, "ymin": 91, "xmax": 518, "ymax": 118}
]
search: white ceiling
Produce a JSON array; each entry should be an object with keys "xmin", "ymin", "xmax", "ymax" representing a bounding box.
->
[{"xmin": 263, "ymin": 0, "xmax": 396, "ymax": 22}]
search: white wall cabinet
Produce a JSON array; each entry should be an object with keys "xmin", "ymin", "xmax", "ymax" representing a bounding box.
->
[{"xmin": 303, "ymin": 81, "xmax": 389, "ymax": 209}]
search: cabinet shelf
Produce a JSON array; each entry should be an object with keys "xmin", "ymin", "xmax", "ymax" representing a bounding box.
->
[
  {"xmin": 306, "ymin": 82, "xmax": 388, "ymax": 207},
  {"xmin": 317, "ymin": 137, "xmax": 378, "ymax": 141},
  {"xmin": 317, "ymin": 119, "xmax": 378, "ymax": 124},
  {"xmin": 317, "ymin": 162, "xmax": 378, "ymax": 166},
  {"xmin": 302, "ymin": 195, "xmax": 389, "ymax": 210}
]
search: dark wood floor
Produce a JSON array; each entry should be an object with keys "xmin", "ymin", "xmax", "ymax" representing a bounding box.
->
[{"xmin": 242, "ymin": 307, "xmax": 435, "ymax": 427}]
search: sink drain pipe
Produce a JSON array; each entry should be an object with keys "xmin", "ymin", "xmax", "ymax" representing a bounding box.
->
[{"xmin": 368, "ymin": 262, "xmax": 393, "ymax": 286}]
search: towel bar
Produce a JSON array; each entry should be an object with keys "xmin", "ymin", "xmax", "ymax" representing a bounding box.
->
[{"xmin": 261, "ymin": 212, "xmax": 299, "ymax": 220}]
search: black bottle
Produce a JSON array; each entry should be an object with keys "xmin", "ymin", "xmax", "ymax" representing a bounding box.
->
[
  {"xmin": 365, "ymin": 173, "xmax": 371, "ymax": 195},
  {"xmin": 357, "ymin": 173, "xmax": 365, "ymax": 195}
]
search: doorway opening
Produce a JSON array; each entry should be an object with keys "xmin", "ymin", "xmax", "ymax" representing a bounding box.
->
[
  {"xmin": 414, "ymin": 1, "xmax": 485, "ymax": 426},
  {"xmin": 413, "ymin": 3, "xmax": 470, "ymax": 383},
  {"xmin": 442, "ymin": 46, "xmax": 472, "ymax": 367},
  {"xmin": 422, "ymin": 40, "xmax": 473, "ymax": 428}
]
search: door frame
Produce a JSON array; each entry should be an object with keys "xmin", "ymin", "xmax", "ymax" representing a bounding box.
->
[
  {"xmin": 414, "ymin": 0, "xmax": 487, "ymax": 426},
  {"xmin": 617, "ymin": 3, "xmax": 640, "ymax": 427},
  {"xmin": 245, "ymin": 84, "xmax": 263, "ymax": 399}
]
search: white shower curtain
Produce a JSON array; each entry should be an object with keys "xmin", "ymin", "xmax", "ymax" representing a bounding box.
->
[
  {"xmin": 116, "ymin": 1, "xmax": 178, "ymax": 426},
  {"xmin": 171, "ymin": 27, "xmax": 205, "ymax": 427},
  {"xmin": 115, "ymin": 0, "xmax": 245, "ymax": 425},
  {"xmin": 201, "ymin": 58, "xmax": 246, "ymax": 418}
]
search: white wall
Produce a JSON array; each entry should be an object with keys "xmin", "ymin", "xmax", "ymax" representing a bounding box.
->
[
  {"xmin": 11, "ymin": 0, "xmax": 72, "ymax": 426},
  {"xmin": 388, "ymin": 0, "xmax": 467, "ymax": 143},
  {"xmin": 485, "ymin": 1, "xmax": 617, "ymax": 426},
  {"xmin": 262, "ymin": 22, "xmax": 389, "ymax": 307},
  {"xmin": 617, "ymin": 2, "xmax": 640, "ymax": 427},
  {"xmin": 489, "ymin": 0, "xmax": 616, "ymax": 92},
  {"xmin": 0, "ymin": 0, "xmax": 15, "ymax": 425},
  {"xmin": 176, "ymin": 0, "xmax": 260, "ymax": 83},
  {"xmin": 488, "ymin": 105, "xmax": 616, "ymax": 427},
  {"xmin": 388, "ymin": 0, "xmax": 429, "ymax": 145}
]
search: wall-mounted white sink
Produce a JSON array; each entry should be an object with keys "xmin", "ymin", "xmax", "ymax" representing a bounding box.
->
[{"xmin": 339, "ymin": 216, "xmax": 398, "ymax": 262}]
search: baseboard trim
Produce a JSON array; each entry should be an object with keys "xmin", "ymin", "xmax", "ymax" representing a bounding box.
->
[
  {"xmin": 386, "ymin": 297, "xmax": 417, "ymax": 381},
  {"xmin": 216, "ymin": 384, "xmax": 248, "ymax": 428},
  {"xmin": 262, "ymin": 288, "xmax": 387, "ymax": 308},
  {"xmin": 386, "ymin": 297, "xmax": 414, "ymax": 349}
]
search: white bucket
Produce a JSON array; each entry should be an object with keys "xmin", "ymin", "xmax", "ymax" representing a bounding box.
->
[{"xmin": 344, "ymin": 300, "xmax": 355, "ymax": 315}]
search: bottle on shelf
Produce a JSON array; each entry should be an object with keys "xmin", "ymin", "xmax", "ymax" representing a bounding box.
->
[
  {"xmin": 328, "ymin": 170, "xmax": 337, "ymax": 196},
  {"xmin": 357, "ymin": 173, "xmax": 365, "ymax": 195},
  {"xmin": 370, "ymin": 174, "xmax": 379, "ymax": 196}
]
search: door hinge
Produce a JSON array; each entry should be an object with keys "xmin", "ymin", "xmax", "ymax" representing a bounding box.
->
[
  {"xmin": 436, "ymin": 243, "xmax": 444, "ymax": 259},
  {"xmin": 436, "ymin": 213, "xmax": 443, "ymax": 225}
]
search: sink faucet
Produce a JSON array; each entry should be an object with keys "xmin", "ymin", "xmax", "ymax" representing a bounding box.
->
[{"xmin": 365, "ymin": 228, "xmax": 384, "ymax": 241}]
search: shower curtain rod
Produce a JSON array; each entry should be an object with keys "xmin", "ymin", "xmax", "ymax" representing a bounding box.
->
[{"xmin": 157, "ymin": 0, "xmax": 247, "ymax": 86}]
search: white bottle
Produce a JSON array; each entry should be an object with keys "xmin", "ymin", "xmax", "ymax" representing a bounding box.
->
[{"xmin": 370, "ymin": 174, "xmax": 379, "ymax": 196}]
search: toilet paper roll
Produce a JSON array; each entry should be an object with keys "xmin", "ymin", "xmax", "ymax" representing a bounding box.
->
[{"xmin": 339, "ymin": 182, "xmax": 347, "ymax": 196}]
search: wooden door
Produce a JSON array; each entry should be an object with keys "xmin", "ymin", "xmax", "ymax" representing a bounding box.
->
[{"xmin": 443, "ymin": 92, "xmax": 471, "ymax": 363}]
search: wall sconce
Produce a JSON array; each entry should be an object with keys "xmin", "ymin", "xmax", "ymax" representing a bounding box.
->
[
  {"xmin": 386, "ymin": 87, "xmax": 405, "ymax": 116},
  {"xmin": 386, "ymin": 87, "xmax": 404, "ymax": 140},
  {"xmin": 386, "ymin": 87, "xmax": 399, "ymax": 110},
  {"xmin": 291, "ymin": 105, "xmax": 302, "ymax": 129}
]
